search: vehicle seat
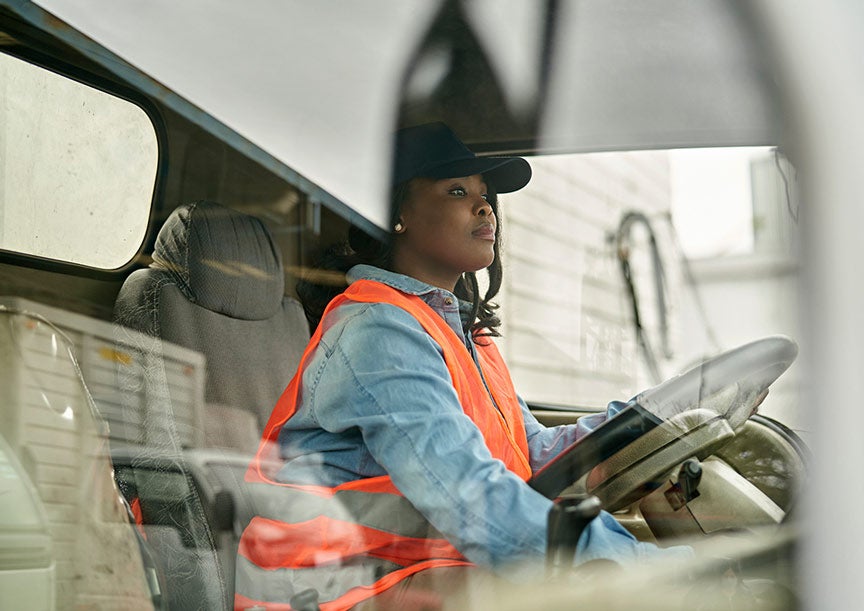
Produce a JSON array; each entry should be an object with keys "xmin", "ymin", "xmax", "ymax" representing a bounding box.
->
[
  {"xmin": 112, "ymin": 200, "xmax": 311, "ymax": 610},
  {"xmin": 114, "ymin": 200, "xmax": 310, "ymax": 451}
]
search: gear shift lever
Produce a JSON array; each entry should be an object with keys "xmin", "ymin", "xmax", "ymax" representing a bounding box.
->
[{"xmin": 546, "ymin": 493, "xmax": 602, "ymax": 577}]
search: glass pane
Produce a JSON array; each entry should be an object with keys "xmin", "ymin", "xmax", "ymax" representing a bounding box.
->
[
  {"xmin": 0, "ymin": 442, "xmax": 42, "ymax": 528},
  {"xmin": 0, "ymin": 52, "xmax": 157, "ymax": 268},
  {"xmin": 499, "ymin": 148, "xmax": 801, "ymax": 430},
  {"xmin": 670, "ymin": 147, "xmax": 799, "ymax": 260}
]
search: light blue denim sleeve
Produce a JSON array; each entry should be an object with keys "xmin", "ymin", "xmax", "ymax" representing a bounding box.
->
[
  {"xmin": 520, "ymin": 398, "xmax": 611, "ymax": 473},
  {"xmin": 308, "ymin": 303, "xmax": 552, "ymax": 573},
  {"xmin": 308, "ymin": 303, "xmax": 689, "ymax": 576},
  {"xmin": 576, "ymin": 511, "xmax": 694, "ymax": 565},
  {"xmin": 521, "ymin": 398, "xmax": 632, "ymax": 473}
]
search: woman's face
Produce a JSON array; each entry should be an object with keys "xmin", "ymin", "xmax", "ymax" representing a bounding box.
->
[{"xmin": 391, "ymin": 173, "xmax": 496, "ymax": 291}]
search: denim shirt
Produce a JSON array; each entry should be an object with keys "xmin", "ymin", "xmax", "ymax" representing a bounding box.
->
[{"xmin": 277, "ymin": 265, "xmax": 687, "ymax": 577}]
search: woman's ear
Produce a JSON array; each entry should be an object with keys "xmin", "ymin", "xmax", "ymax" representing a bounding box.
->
[{"xmin": 390, "ymin": 179, "xmax": 414, "ymax": 236}]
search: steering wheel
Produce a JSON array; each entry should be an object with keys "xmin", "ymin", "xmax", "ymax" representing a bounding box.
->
[{"xmin": 529, "ymin": 335, "xmax": 798, "ymax": 510}]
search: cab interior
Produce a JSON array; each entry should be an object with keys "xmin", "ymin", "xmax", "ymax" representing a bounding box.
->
[{"xmin": 0, "ymin": 2, "xmax": 808, "ymax": 610}]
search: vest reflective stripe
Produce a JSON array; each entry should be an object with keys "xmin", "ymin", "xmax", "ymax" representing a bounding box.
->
[
  {"xmin": 240, "ymin": 515, "xmax": 466, "ymax": 570},
  {"xmin": 235, "ymin": 558, "xmax": 471, "ymax": 611},
  {"xmin": 236, "ymin": 280, "xmax": 531, "ymax": 611},
  {"xmin": 234, "ymin": 554, "xmax": 398, "ymax": 610},
  {"xmin": 247, "ymin": 480, "xmax": 451, "ymax": 540}
]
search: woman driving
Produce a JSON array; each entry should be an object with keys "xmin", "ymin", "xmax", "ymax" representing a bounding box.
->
[{"xmin": 235, "ymin": 122, "xmax": 688, "ymax": 611}]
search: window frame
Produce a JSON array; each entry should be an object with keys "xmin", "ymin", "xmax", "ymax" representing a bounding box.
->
[{"xmin": 0, "ymin": 42, "xmax": 167, "ymax": 279}]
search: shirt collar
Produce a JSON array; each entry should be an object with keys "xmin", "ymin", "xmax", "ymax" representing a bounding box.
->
[
  {"xmin": 347, "ymin": 264, "xmax": 452, "ymax": 298},
  {"xmin": 347, "ymin": 264, "xmax": 473, "ymax": 331}
]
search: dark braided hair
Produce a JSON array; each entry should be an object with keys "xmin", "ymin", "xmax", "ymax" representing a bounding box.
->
[{"xmin": 297, "ymin": 178, "xmax": 504, "ymax": 338}]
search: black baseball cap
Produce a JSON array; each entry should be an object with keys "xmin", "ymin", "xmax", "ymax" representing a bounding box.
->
[{"xmin": 392, "ymin": 122, "xmax": 532, "ymax": 193}]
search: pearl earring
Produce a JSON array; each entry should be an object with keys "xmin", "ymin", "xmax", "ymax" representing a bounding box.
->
[{"xmin": 394, "ymin": 222, "xmax": 404, "ymax": 233}]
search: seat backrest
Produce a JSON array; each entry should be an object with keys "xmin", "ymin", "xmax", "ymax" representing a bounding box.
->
[
  {"xmin": 111, "ymin": 201, "xmax": 311, "ymax": 610},
  {"xmin": 114, "ymin": 200, "xmax": 310, "ymax": 450}
]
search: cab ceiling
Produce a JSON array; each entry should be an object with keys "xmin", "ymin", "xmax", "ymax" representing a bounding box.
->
[{"xmin": 9, "ymin": 0, "xmax": 781, "ymax": 232}]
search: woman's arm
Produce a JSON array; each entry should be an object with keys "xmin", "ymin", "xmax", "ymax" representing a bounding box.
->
[
  {"xmin": 306, "ymin": 303, "xmax": 685, "ymax": 576},
  {"xmin": 308, "ymin": 302, "xmax": 551, "ymax": 574},
  {"xmin": 520, "ymin": 398, "xmax": 616, "ymax": 473}
]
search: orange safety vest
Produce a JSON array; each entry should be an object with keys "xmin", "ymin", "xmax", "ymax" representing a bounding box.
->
[{"xmin": 235, "ymin": 280, "xmax": 532, "ymax": 611}]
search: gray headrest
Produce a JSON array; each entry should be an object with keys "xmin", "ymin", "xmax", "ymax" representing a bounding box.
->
[{"xmin": 151, "ymin": 201, "xmax": 285, "ymax": 320}]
